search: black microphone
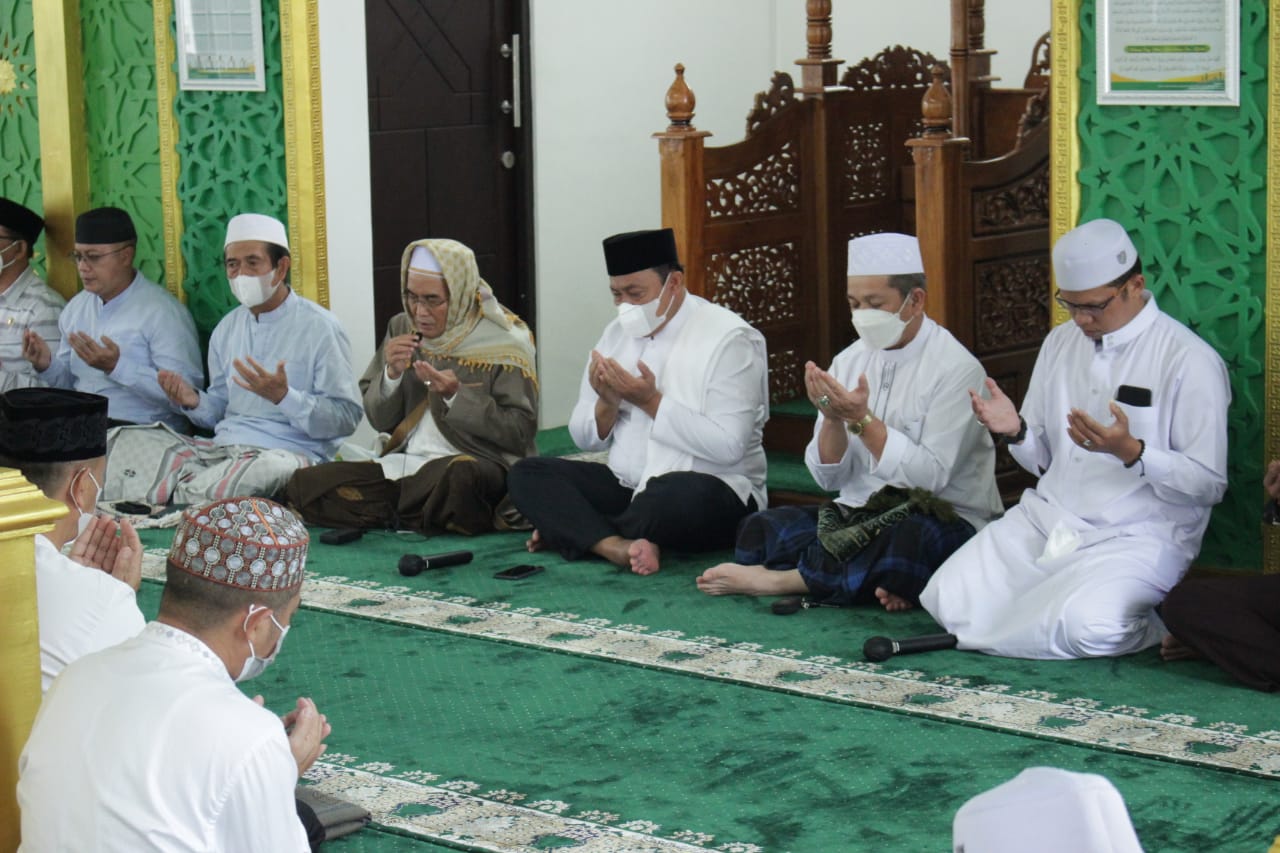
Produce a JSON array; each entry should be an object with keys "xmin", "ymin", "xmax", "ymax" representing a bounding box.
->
[
  {"xmin": 398, "ymin": 550, "xmax": 474, "ymax": 577},
  {"xmin": 862, "ymin": 632, "xmax": 958, "ymax": 663}
]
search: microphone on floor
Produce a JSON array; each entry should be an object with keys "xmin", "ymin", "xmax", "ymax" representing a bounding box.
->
[
  {"xmin": 862, "ymin": 632, "xmax": 958, "ymax": 663},
  {"xmin": 398, "ymin": 550, "xmax": 474, "ymax": 577}
]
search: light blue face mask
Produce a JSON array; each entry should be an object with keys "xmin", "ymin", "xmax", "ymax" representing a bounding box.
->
[{"xmin": 235, "ymin": 604, "xmax": 290, "ymax": 683}]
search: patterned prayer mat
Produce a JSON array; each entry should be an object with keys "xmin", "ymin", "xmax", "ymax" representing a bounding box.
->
[{"xmin": 136, "ymin": 527, "xmax": 1280, "ymax": 851}]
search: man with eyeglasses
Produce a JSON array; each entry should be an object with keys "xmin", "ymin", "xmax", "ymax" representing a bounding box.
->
[
  {"xmin": 103, "ymin": 213, "xmax": 362, "ymax": 506},
  {"xmin": 284, "ymin": 238, "xmax": 538, "ymax": 535},
  {"xmin": 21, "ymin": 206, "xmax": 202, "ymax": 431},
  {"xmin": 0, "ymin": 388, "xmax": 144, "ymax": 693},
  {"xmin": 0, "ymin": 199, "xmax": 64, "ymax": 392},
  {"xmin": 19, "ymin": 497, "xmax": 330, "ymax": 851},
  {"xmin": 921, "ymin": 217, "xmax": 1229, "ymax": 659}
]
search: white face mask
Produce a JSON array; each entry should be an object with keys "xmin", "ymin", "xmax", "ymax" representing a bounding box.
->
[
  {"xmin": 71, "ymin": 468, "xmax": 103, "ymax": 539},
  {"xmin": 0, "ymin": 239, "xmax": 22, "ymax": 272},
  {"xmin": 235, "ymin": 604, "xmax": 290, "ymax": 683},
  {"xmin": 851, "ymin": 297, "xmax": 913, "ymax": 350},
  {"xmin": 229, "ymin": 271, "xmax": 279, "ymax": 309},
  {"xmin": 616, "ymin": 275, "xmax": 672, "ymax": 338}
]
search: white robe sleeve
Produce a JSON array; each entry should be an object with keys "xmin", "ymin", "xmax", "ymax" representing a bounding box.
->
[{"xmin": 215, "ymin": 732, "xmax": 309, "ymax": 853}]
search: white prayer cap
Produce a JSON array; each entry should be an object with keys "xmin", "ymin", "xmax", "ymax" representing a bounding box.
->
[
  {"xmin": 953, "ymin": 767, "xmax": 1143, "ymax": 853},
  {"xmin": 847, "ymin": 233, "xmax": 923, "ymax": 276},
  {"xmin": 408, "ymin": 245, "xmax": 442, "ymax": 275},
  {"xmin": 224, "ymin": 213, "xmax": 289, "ymax": 251},
  {"xmin": 1052, "ymin": 218, "xmax": 1138, "ymax": 292}
]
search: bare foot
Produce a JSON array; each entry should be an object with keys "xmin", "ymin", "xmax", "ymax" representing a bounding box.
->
[
  {"xmin": 628, "ymin": 539, "xmax": 661, "ymax": 575},
  {"xmin": 695, "ymin": 564, "xmax": 808, "ymax": 596},
  {"xmin": 525, "ymin": 529, "xmax": 544, "ymax": 553},
  {"xmin": 1160, "ymin": 633, "xmax": 1200, "ymax": 662},
  {"xmin": 874, "ymin": 586, "xmax": 914, "ymax": 612}
]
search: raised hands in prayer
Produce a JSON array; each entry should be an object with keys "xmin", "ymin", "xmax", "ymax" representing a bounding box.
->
[
  {"xmin": 69, "ymin": 514, "xmax": 142, "ymax": 592},
  {"xmin": 158, "ymin": 369, "xmax": 200, "ymax": 409},
  {"xmin": 587, "ymin": 350, "xmax": 622, "ymax": 408},
  {"xmin": 804, "ymin": 360, "xmax": 869, "ymax": 424},
  {"xmin": 412, "ymin": 359, "xmax": 461, "ymax": 398},
  {"xmin": 383, "ymin": 332, "xmax": 420, "ymax": 380},
  {"xmin": 233, "ymin": 356, "xmax": 289, "ymax": 404},
  {"xmin": 1067, "ymin": 403, "xmax": 1142, "ymax": 464},
  {"xmin": 969, "ymin": 377, "xmax": 1021, "ymax": 437},
  {"xmin": 21, "ymin": 328, "xmax": 51, "ymax": 371},
  {"xmin": 281, "ymin": 696, "xmax": 331, "ymax": 775},
  {"xmin": 68, "ymin": 331, "xmax": 121, "ymax": 373}
]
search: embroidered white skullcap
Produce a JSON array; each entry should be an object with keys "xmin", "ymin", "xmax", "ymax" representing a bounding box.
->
[
  {"xmin": 167, "ymin": 497, "xmax": 308, "ymax": 592},
  {"xmin": 409, "ymin": 245, "xmax": 443, "ymax": 275},
  {"xmin": 847, "ymin": 233, "xmax": 923, "ymax": 276},
  {"xmin": 953, "ymin": 767, "xmax": 1143, "ymax": 853},
  {"xmin": 1052, "ymin": 218, "xmax": 1138, "ymax": 292},
  {"xmin": 224, "ymin": 213, "xmax": 289, "ymax": 251}
]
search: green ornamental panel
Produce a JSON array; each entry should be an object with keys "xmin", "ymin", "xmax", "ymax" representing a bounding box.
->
[
  {"xmin": 81, "ymin": 0, "xmax": 164, "ymax": 287},
  {"xmin": 173, "ymin": 2, "xmax": 288, "ymax": 345},
  {"xmin": 1076, "ymin": 1, "xmax": 1268, "ymax": 571},
  {"xmin": 0, "ymin": 1, "xmax": 44, "ymax": 275}
]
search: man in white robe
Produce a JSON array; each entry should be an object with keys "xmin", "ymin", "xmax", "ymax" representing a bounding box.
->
[
  {"xmin": 103, "ymin": 213, "xmax": 363, "ymax": 505},
  {"xmin": 921, "ymin": 218, "xmax": 1230, "ymax": 659},
  {"xmin": 0, "ymin": 387, "xmax": 144, "ymax": 692},
  {"xmin": 697, "ymin": 233, "xmax": 1002, "ymax": 608},
  {"xmin": 508, "ymin": 228, "xmax": 768, "ymax": 575},
  {"xmin": 18, "ymin": 497, "xmax": 330, "ymax": 851}
]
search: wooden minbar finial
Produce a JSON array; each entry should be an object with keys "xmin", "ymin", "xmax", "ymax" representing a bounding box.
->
[
  {"xmin": 794, "ymin": 0, "xmax": 842, "ymax": 95},
  {"xmin": 921, "ymin": 65, "xmax": 953, "ymax": 137},
  {"xmin": 665, "ymin": 63, "xmax": 696, "ymax": 130}
]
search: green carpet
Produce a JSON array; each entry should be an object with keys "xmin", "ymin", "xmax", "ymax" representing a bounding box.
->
[{"xmin": 135, "ymin": 526, "xmax": 1280, "ymax": 852}]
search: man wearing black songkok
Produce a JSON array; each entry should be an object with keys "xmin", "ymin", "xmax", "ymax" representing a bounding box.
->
[
  {"xmin": 0, "ymin": 197, "xmax": 64, "ymax": 392},
  {"xmin": 508, "ymin": 228, "xmax": 768, "ymax": 575}
]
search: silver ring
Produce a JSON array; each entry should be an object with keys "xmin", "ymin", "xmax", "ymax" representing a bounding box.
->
[
  {"xmin": 1082, "ymin": 438, "xmax": 1094, "ymax": 449},
  {"xmin": 817, "ymin": 395, "xmax": 831, "ymax": 408},
  {"xmin": 424, "ymin": 379, "xmax": 432, "ymax": 388}
]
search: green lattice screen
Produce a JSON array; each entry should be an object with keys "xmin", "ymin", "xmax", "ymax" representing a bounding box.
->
[
  {"xmin": 82, "ymin": 0, "xmax": 164, "ymax": 287},
  {"xmin": 173, "ymin": 3, "xmax": 289, "ymax": 345},
  {"xmin": 0, "ymin": 1, "xmax": 45, "ymax": 277},
  {"xmin": 1077, "ymin": 1, "xmax": 1269, "ymax": 571}
]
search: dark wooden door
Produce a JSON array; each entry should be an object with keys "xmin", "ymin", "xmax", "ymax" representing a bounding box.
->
[{"xmin": 365, "ymin": 0, "xmax": 533, "ymax": 338}]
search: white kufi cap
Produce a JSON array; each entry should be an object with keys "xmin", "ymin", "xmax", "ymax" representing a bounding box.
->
[
  {"xmin": 225, "ymin": 213, "xmax": 289, "ymax": 251},
  {"xmin": 1052, "ymin": 218, "xmax": 1138, "ymax": 292},
  {"xmin": 953, "ymin": 767, "xmax": 1144, "ymax": 853},
  {"xmin": 409, "ymin": 245, "xmax": 442, "ymax": 275},
  {"xmin": 847, "ymin": 233, "xmax": 923, "ymax": 276}
]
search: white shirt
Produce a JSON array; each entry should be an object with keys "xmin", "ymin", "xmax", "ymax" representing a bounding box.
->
[
  {"xmin": 1012, "ymin": 293, "xmax": 1229, "ymax": 556},
  {"xmin": 0, "ymin": 267, "xmax": 64, "ymax": 392},
  {"xmin": 34, "ymin": 534, "xmax": 144, "ymax": 692},
  {"xmin": 19, "ymin": 622, "xmax": 309, "ymax": 853},
  {"xmin": 376, "ymin": 366, "xmax": 462, "ymax": 480},
  {"xmin": 805, "ymin": 317, "xmax": 1003, "ymax": 530},
  {"xmin": 568, "ymin": 294, "xmax": 769, "ymax": 508}
]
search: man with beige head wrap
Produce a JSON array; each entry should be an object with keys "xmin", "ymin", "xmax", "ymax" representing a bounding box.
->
[{"xmin": 285, "ymin": 238, "xmax": 538, "ymax": 534}]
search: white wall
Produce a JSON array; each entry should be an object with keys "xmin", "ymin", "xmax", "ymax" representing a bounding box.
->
[{"xmin": 318, "ymin": 0, "xmax": 377, "ymax": 445}]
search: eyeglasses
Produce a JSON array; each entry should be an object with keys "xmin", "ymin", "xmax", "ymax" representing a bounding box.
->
[
  {"xmin": 404, "ymin": 291, "xmax": 447, "ymax": 310},
  {"xmin": 68, "ymin": 246, "xmax": 130, "ymax": 266},
  {"xmin": 1054, "ymin": 287, "xmax": 1123, "ymax": 318}
]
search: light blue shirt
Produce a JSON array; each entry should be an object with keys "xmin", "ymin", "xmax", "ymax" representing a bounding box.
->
[
  {"xmin": 184, "ymin": 290, "xmax": 362, "ymax": 461},
  {"xmin": 41, "ymin": 271, "xmax": 202, "ymax": 430}
]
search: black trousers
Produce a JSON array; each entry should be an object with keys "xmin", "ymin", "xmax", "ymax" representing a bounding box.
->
[
  {"xmin": 1161, "ymin": 573, "xmax": 1280, "ymax": 692},
  {"xmin": 507, "ymin": 457, "xmax": 755, "ymax": 559}
]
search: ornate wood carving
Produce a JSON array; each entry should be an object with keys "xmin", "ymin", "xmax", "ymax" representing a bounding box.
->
[
  {"xmin": 921, "ymin": 65, "xmax": 953, "ymax": 137},
  {"xmin": 745, "ymin": 71, "xmax": 797, "ymax": 137},
  {"xmin": 664, "ymin": 63, "xmax": 697, "ymax": 129},
  {"xmin": 975, "ymin": 256, "xmax": 1051, "ymax": 353},
  {"xmin": 973, "ymin": 162, "xmax": 1050, "ymax": 233},
  {"xmin": 767, "ymin": 348, "xmax": 805, "ymax": 405},
  {"xmin": 841, "ymin": 120, "xmax": 890, "ymax": 204},
  {"xmin": 839, "ymin": 46, "xmax": 948, "ymax": 92},
  {"xmin": 706, "ymin": 141, "xmax": 800, "ymax": 219},
  {"xmin": 705, "ymin": 242, "xmax": 801, "ymax": 327},
  {"xmin": 1023, "ymin": 31, "xmax": 1052, "ymax": 90},
  {"xmin": 1015, "ymin": 89, "xmax": 1049, "ymax": 148}
]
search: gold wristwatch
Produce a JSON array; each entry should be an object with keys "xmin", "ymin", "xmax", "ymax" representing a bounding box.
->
[{"xmin": 847, "ymin": 413, "xmax": 874, "ymax": 436}]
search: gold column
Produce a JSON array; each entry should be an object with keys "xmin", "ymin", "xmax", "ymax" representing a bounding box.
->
[
  {"xmin": 1048, "ymin": 0, "xmax": 1081, "ymax": 328},
  {"xmin": 153, "ymin": 0, "xmax": 187, "ymax": 301},
  {"xmin": 0, "ymin": 471, "xmax": 68, "ymax": 850},
  {"xmin": 279, "ymin": 0, "xmax": 329, "ymax": 308},
  {"xmin": 1264, "ymin": 14, "xmax": 1280, "ymax": 574},
  {"xmin": 32, "ymin": 0, "xmax": 91, "ymax": 301}
]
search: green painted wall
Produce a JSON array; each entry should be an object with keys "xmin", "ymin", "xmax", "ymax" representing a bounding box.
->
[
  {"xmin": 1077, "ymin": 1, "xmax": 1269, "ymax": 570},
  {"xmin": 0, "ymin": 1, "xmax": 45, "ymax": 276}
]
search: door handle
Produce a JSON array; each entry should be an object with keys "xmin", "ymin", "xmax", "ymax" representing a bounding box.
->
[{"xmin": 500, "ymin": 151, "xmax": 516, "ymax": 169}]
